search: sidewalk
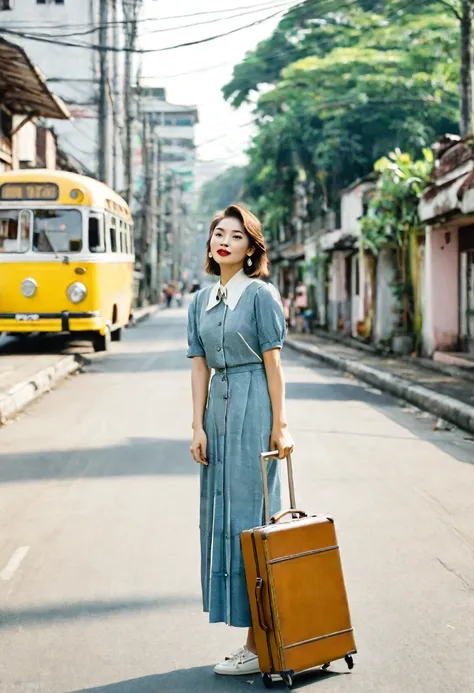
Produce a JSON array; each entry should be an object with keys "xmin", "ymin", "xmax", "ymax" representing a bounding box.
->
[
  {"xmin": 0, "ymin": 305, "xmax": 157, "ymax": 424},
  {"xmin": 286, "ymin": 332, "xmax": 474, "ymax": 436}
]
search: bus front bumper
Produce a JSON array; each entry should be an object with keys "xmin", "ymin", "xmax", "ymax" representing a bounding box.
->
[{"xmin": 0, "ymin": 311, "xmax": 103, "ymax": 334}]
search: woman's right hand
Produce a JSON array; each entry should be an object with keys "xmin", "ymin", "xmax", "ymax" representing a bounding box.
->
[{"xmin": 190, "ymin": 429, "xmax": 208, "ymax": 466}]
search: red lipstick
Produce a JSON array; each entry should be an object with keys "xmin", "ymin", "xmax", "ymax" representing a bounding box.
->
[{"xmin": 217, "ymin": 249, "xmax": 230, "ymax": 257}]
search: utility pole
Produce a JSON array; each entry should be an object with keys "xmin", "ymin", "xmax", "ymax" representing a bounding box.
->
[
  {"xmin": 149, "ymin": 133, "xmax": 161, "ymax": 303},
  {"xmin": 460, "ymin": 0, "xmax": 473, "ymax": 137},
  {"xmin": 138, "ymin": 112, "xmax": 150, "ymax": 306},
  {"xmin": 123, "ymin": 0, "xmax": 141, "ymax": 206},
  {"xmin": 98, "ymin": 0, "xmax": 110, "ymax": 183}
]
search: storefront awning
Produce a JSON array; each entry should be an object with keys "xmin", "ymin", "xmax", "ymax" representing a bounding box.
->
[
  {"xmin": 320, "ymin": 229, "xmax": 357, "ymax": 252},
  {"xmin": 0, "ymin": 37, "xmax": 70, "ymax": 119}
]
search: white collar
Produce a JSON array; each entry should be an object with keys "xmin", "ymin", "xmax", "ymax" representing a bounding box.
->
[{"xmin": 206, "ymin": 269, "xmax": 258, "ymax": 311}]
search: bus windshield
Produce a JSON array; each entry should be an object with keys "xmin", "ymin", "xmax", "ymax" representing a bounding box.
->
[
  {"xmin": 0, "ymin": 210, "xmax": 30, "ymax": 253},
  {"xmin": 33, "ymin": 209, "xmax": 82, "ymax": 253}
]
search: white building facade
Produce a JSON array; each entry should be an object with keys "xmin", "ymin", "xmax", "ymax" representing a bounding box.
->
[{"xmin": 0, "ymin": 0, "xmax": 125, "ymax": 189}]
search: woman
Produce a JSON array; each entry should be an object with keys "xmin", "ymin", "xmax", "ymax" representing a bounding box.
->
[{"xmin": 187, "ymin": 204, "xmax": 294, "ymax": 676}]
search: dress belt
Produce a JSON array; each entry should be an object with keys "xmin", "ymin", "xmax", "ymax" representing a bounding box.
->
[{"xmin": 214, "ymin": 363, "xmax": 264, "ymax": 375}]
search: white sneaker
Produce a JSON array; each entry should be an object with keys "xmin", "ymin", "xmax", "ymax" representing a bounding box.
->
[{"xmin": 214, "ymin": 645, "xmax": 260, "ymax": 676}]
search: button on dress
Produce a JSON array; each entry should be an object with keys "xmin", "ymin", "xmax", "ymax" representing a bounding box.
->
[{"xmin": 187, "ymin": 279, "xmax": 286, "ymax": 627}]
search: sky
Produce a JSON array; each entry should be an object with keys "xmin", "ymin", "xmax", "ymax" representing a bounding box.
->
[{"xmin": 139, "ymin": 0, "xmax": 299, "ymax": 187}]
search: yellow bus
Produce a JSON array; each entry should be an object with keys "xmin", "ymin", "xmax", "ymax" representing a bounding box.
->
[{"xmin": 0, "ymin": 169, "xmax": 134, "ymax": 351}]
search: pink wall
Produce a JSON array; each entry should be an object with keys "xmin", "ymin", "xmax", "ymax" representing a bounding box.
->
[{"xmin": 430, "ymin": 228, "xmax": 459, "ymax": 351}]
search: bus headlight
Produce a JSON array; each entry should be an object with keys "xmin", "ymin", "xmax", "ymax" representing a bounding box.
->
[
  {"xmin": 67, "ymin": 282, "xmax": 87, "ymax": 304},
  {"xmin": 21, "ymin": 278, "xmax": 37, "ymax": 298}
]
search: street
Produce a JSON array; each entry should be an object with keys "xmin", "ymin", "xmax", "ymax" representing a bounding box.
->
[{"xmin": 0, "ymin": 308, "xmax": 473, "ymax": 693}]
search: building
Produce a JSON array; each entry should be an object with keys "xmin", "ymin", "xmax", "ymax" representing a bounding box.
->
[
  {"xmin": 0, "ymin": 36, "xmax": 70, "ymax": 172},
  {"xmin": 0, "ymin": 0, "xmax": 125, "ymax": 188},
  {"xmin": 419, "ymin": 135, "xmax": 474, "ymax": 360},
  {"xmin": 139, "ymin": 87, "xmax": 199, "ymax": 284},
  {"xmin": 140, "ymin": 87, "xmax": 198, "ymax": 209}
]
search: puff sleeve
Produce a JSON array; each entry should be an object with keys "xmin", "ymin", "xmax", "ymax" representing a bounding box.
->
[
  {"xmin": 254, "ymin": 283, "xmax": 287, "ymax": 353},
  {"xmin": 187, "ymin": 292, "xmax": 205, "ymax": 358}
]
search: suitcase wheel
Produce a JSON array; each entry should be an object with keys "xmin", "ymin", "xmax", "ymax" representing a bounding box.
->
[
  {"xmin": 322, "ymin": 662, "xmax": 331, "ymax": 670},
  {"xmin": 262, "ymin": 673, "xmax": 273, "ymax": 689},
  {"xmin": 280, "ymin": 671, "xmax": 294, "ymax": 688},
  {"xmin": 345, "ymin": 654, "xmax": 355, "ymax": 670}
]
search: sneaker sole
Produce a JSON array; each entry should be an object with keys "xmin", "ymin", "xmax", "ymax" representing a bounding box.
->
[{"xmin": 214, "ymin": 665, "xmax": 260, "ymax": 676}]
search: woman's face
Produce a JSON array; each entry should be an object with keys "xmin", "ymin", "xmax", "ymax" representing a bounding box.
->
[{"xmin": 209, "ymin": 216, "xmax": 252, "ymax": 270}]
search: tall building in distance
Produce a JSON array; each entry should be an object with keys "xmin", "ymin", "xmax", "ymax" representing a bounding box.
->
[
  {"xmin": 140, "ymin": 87, "xmax": 198, "ymax": 212},
  {"xmin": 0, "ymin": 0, "xmax": 125, "ymax": 190},
  {"xmin": 140, "ymin": 88, "xmax": 199, "ymax": 283}
]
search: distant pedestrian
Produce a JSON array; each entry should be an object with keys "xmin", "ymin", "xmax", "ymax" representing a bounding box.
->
[
  {"xmin": 294, "ymin": 280, "xmax": 308, "ymax": 332},
  {"xmin": 187, "ymin": 204, "xmax": 294, "ymax": 676},
  {"xmin": 165, "ymin": 284, "xmax": 174, "ymax": 308}
]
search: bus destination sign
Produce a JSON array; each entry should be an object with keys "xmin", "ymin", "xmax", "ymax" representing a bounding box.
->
[{"xmin": 0, "ymin": 183, "xmax": 59, "ymax": 201}]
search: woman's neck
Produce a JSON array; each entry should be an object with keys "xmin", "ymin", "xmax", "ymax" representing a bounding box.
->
[{"xmin": 220, "ymin": 264, "xmax": 243, "ymax": 286}]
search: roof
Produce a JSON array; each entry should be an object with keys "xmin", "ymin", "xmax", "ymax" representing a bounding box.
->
[
  {"xmin": 0, "ymin": 169, "xmax": 130, "ymax": 214},
  {"xmin": 0, "ymin": 37, "xmax": 70, "ymax": 119}
]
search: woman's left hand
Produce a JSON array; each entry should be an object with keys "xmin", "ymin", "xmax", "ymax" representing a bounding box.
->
[{"xmin": 270, "ymin": 426, "xmax": 294, "ymax": 459}]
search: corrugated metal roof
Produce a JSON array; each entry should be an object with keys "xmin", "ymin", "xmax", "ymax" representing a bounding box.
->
[{"xmin": 0, "ymin": 37, "xmax": 70, "ymax": 120}]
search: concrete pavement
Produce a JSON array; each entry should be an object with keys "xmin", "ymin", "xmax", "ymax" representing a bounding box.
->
[
  {"xmin": 287, "ymin": 333, "xmax": 474, "ymax": 436},
  {"xmin": 0, "ymin": 307, "xmax": 473, "ymax": 692},
  {"xmin": 0, "ymin": 306, "xmax": 157, "ymax": 424}
]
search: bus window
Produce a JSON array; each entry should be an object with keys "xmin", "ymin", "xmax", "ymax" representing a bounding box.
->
[
  {"xmin": 0, "ymin": 210, "xmax": 27, "ymax": 253},
  {"xmin": 33, "ymin": 209, "xmax": 82, "ymax": 253},
  {"xmin": 89, "ymin": 214, "xmax": 105, "ymax": 253},
  {"xmin": 109, "ymin": 216, "xmax": 117, "ymax": 253}
]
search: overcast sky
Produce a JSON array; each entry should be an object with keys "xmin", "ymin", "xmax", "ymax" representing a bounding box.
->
[{"xmin": 139, "ymin": 0, "xmax": 298, "ymax": 185}]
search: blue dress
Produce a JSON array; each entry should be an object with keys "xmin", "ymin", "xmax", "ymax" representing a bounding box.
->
[{"xmin": 187, "ymin": 279, "xmax": 286, "ymax": 627}]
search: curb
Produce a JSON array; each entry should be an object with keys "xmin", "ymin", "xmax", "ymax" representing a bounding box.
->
[
  {"xmin": 129, "ymin": 305, "xmax": 159, "ymax": 326},
  {"xmin": 0, "ymin": 307, "xmax": 159, "ymax": 424},
  {"xmin": 286, "ymin": 338, "xmax": 474, "ymax": 436},
  {"xmin": 0, "ymin": 355, "xmax": 83, "ymax": 425}
]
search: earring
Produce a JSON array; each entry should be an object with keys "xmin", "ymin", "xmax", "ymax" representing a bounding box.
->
[
  {"xmin": 247, "ymin": 257, "xmax": 253, "ymax": 267},
  {"xmin": 208, "ymin": 252, "xmax": 213, "ymax": 258}
]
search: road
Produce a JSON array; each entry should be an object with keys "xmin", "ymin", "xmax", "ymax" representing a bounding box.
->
[{"xmin": 0, "ymin": 307, "xmax": 473, "ymax": 693}]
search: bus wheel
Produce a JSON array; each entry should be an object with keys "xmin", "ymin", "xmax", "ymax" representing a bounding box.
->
[
  {"xmin": 92, "ymin": 326, "xmax": 111, "ymax": 352},
  {"xmin": 111, "ymin": 327, "xmax": 122, "ymax": 342}
]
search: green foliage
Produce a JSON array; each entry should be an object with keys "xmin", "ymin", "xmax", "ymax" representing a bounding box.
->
[
  {"xmin": 359, "ymin": 148, "xmax": 433, "ymax": 253},
  {"xmin": 360, "ymin": 148, "xmax": 433, "ymax": 338},
  {"xmin": 198, "ymin": 166, "xmax": 246, "ymax": 219},
  {"xmin": 223, "ymin": 1, "xmax": 459, "ymax": 233}
]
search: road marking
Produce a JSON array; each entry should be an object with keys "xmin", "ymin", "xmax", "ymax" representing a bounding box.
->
[{"xmin": 0, "ymin": 546, "xmax": 30, "ymax": 581}]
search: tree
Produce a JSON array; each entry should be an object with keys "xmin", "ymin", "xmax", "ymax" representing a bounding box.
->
[
  {"xmin": 198, "ymin": 166, "xmax": 246, "ymax": 218},
  {"xmin": 223, "ymin": 2, "xmax": 460, "ymax": 237}
]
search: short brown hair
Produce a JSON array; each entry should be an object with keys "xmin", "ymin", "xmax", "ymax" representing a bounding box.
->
[{"xmin": 205, "ymin": 203, "xmax": 269, "ymax": 278}]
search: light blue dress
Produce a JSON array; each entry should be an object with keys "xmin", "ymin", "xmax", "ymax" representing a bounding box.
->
[{"xmin": 187, "ymin": 279, "xmax": 286, "ymax": 627}]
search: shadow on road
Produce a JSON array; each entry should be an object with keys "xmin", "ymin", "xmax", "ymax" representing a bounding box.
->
[
  {"xmin": 0, "ymin": 438, "xmax": 198, "ymax": 484},
  {"xmin": 69, "ymin": 664, "xmax": 343, "ymax": 692},
  {"xmin": 0, "ymin": 595, "xmax": 200, "ymax": 630},
  {"xmin": 286, "ymin": 381, "xmax": 391, "ymax": 405}
]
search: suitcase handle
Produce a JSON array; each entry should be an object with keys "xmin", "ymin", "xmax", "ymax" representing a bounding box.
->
[
  {"xmin": 260, "ymin": 451, "xmax": 297, "ymax": 524},
  {"xmin": 270, "ymin": 509, "xmax": 307, "ymax": 524},
  {"xmin": 255, "ymin": 577, "xmax": 271, "ymax": 633}
]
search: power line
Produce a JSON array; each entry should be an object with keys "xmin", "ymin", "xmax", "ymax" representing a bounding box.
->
[
  {"xmin": 1, "ymin": 0, "xmax": 289, "ymax": 31},
  {"xmin": 0, "ymin": 5, "xmax": 299, "ymax": 53},
  {"xmin": 17, "ymin": 1, "xmax": 296, "ymax": 40}
]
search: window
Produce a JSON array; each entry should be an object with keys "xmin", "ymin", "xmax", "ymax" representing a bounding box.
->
[
  {"xmin": 88, "ymin": 215, "xmax": 105, "ymax": 253},
  {"xmin": 1, "ymin": 1, "xmax": 13, "ymax": 11},
  {"xmin": 109, "ymin": 216, "xmax": 117, "ymax": 252},
  {"xmin": 33, "ymin": 209, "xmax": 82, "ymax": 253},
  {"xmin": 36, "ymin": 0, "xmax": 46, "ymax": 4},
  {"xmin": 0, "ymin": 210, "xmax": 30, "ymax": 253}
]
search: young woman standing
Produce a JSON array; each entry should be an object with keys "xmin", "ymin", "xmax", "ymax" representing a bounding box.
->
[{"xmin": 187, "ymin": 204, "xmax": 294, "ymax": 676}]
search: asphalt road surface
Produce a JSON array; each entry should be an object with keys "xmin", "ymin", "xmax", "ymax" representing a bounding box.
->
[{"xmin": 1, "ymin": 307, "xmax": 473, "ymax": 693}]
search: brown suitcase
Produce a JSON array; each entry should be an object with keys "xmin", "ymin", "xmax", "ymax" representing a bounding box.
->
[{"xmin": 241, "ymin": 451, "xmax": 357, "ymax": 688}]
